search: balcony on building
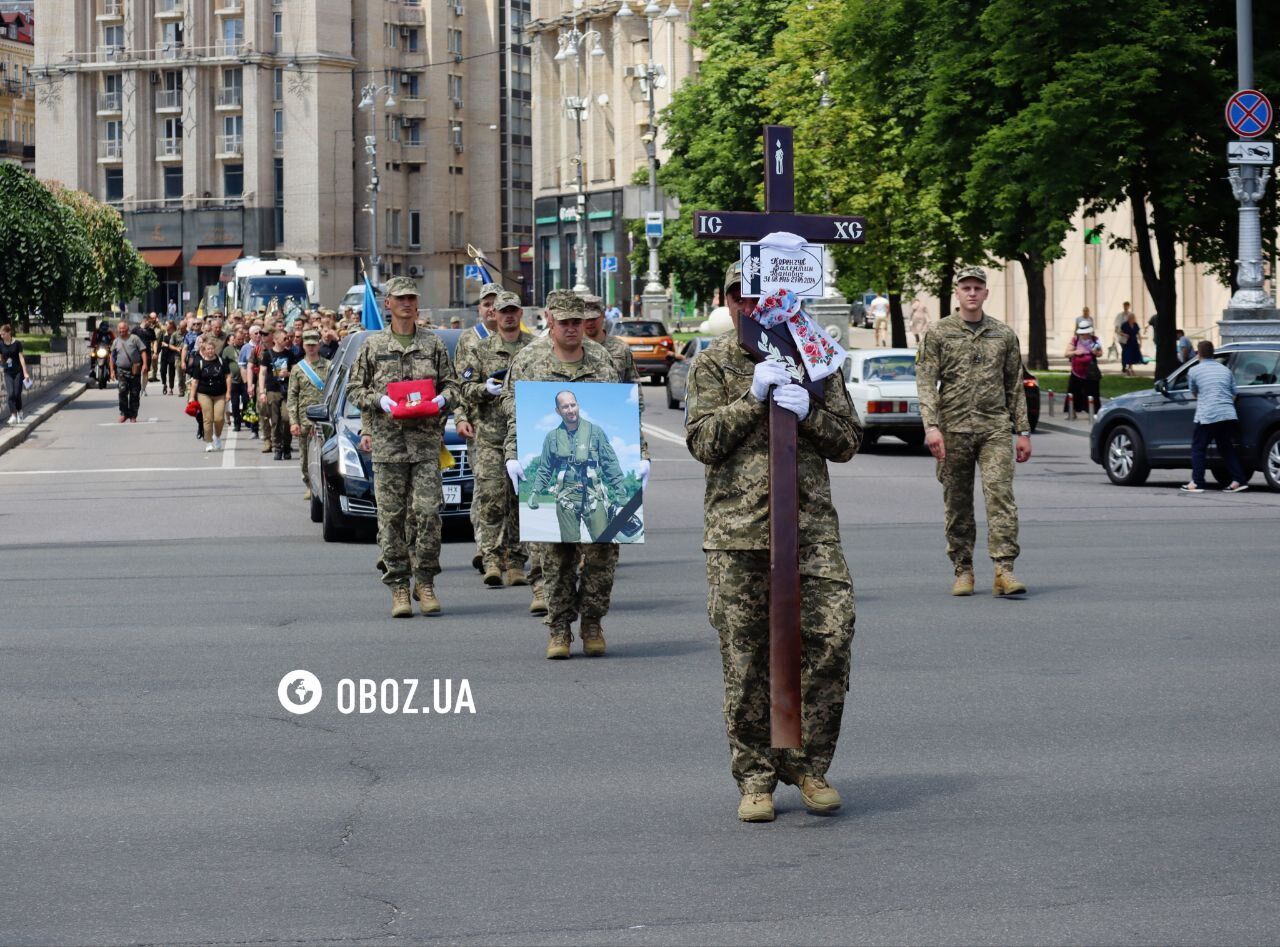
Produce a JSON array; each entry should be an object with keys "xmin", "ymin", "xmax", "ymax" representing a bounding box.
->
[
  {"xmin": 155, "ymin": 0, "xmax": 184, "ymax": 20},
  {"xmin": 216, "ymin": 135, "xmax": 244, "ymax": 158},
  {"xmin": 156, "ymin": 137, "xmax": 183, "ymax": 160},
  {"xmin": 158, "ymin": 42, "xmax": 184, "ymax": 61},
  {"xmin": 155, "ymin": 89, "xmax": 182, "ymax": 112},
  {"xmin": 213, "ymin": 0, "xmax": 243, "ymax": 14},
  {"xmin": 96, "ymin": 92, "xmax": 122, "ymax": 114},
  {"xmin": 397, "ymin": 4, "xmax": 426, "ymax": 26},
  {"xmin": 216, "ymin": 87, "xmax": 243, "ymax": 109},
  {"xmin": 96, "ymin": 0, "xmax": 123, "ymax": 22},
  {"xmin": 97, "ymin": 139, "xmax": 124, "ymax": 162},
  {"xmin": 215, "ymin": 40, "xmax": 245, "ymax": 57},
  {"xmin": 98, "ymin": 45, "xmax": 127, "ymax": 63}
]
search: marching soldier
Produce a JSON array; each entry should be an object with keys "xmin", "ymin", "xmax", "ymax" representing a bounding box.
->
[
  {"xmin": 347, "ymin": 276, "xmax": 458, "ymax": 618},
  {"xmin": 502, "ymin": 289, "xmax": 650, "ymax": 659},
  {"xmin": 286, "ymin": 329, "xmax": 331, "ymax": 501},
  {"xmin": 583, "ymin": 296, "xmax": 640, "ymax": 385},
  {"xmin": 685, "ymin": 262, "xmax": 861, "ymax": 823},
  {"xmin": 455, "ymin": 281, "xmax": 503, "ymax": 574},
  {"xmin": 916, "ymin": 266, "xmax": 1032, "ymax": 597},
  {"xmin": 454, "ymin": 291, "xmax": 544, "ymax": 612},
  {"xmin": 527, "ymin": 390, "xmax": 628, "ymax": 543}
]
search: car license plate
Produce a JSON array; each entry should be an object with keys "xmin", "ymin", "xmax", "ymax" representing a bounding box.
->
[
  {"xmin": 631, "ymin": 344, "xmax": 653, "ymax": 352},
  {"xmin": 908, "ymin": 400, "xmax": 919, "ymax": 413},
  {"xmin": 443, "ymin": 484, "xmax": 461, "ymax": 504}
]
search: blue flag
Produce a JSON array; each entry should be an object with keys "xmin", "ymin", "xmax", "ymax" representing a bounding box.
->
[{"xmin": 362, "ymin": 274, "xmax": 384, "ymax": 330}]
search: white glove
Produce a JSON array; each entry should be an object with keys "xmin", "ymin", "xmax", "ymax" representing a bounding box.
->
[
  {"xmin": 772, "ymin": 383, "xmax": 810, "ymax": 421},
  {"xmin": 484, "ymin": 377, "xmax": 503, "ymax": 397},
  {"xmin": 750, "ymin": 360, "xmax": 791, "ymax": 401},
  {"xmin": 379, "ymin": 395, "xmax": 397, "ymax": 414},
  {"xmin": 637, "ymin": 459, "xmax": 651, "ymax": 489},
  {"xmin": 505, "ymin": 459, "xmax": 525, "ymax": 493}
]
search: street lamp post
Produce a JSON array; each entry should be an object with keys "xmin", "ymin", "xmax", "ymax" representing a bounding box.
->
[
  {"xmin": 555, "ymin": 19, "xmax": 604, "ymax": 295},
  {"xmin": 358, "ymin": 82, "xmax": 396, "ymax": 290}
]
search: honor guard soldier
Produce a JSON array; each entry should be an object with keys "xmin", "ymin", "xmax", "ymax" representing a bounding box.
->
[
  {"xmin": 347, "ymin": 276, "xmax": 458, "ymax": 618},
  {"xmin": 502, "ymin": 289, "xmax": 650, "ymax": 660},
  {"xmin": 454, "ymin": 291, "xmax": 543, "ymax": 610},
  {"xmin": 685, "ymin": 262, "xmax": 861, "ymax": 823},
  {"xmin": 286, "ymin": 329, "xmax": 331, "ymax": 501},
  {"xmin": 455, "ymin": 281, "xmax": 503, "ymax": 573},
  {"xmin": 583, "ymin": 295, "xmax": 641, "ymax": 385},
  {"xmin": 916, "ymin": 265, "xmax": 1032, "ymax": 597}
]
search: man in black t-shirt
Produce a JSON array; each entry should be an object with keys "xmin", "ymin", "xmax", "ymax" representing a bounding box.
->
[
  {"xmin": 134, "ymin": 315, "xmax": 158, "ymax": 391},
  {"xmin": 255, "ymin": 326, "xmax": 300, "ymax": 460}
]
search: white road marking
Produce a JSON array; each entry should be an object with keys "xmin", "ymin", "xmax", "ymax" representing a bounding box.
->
[
  {"xmin": 0, "ymin": 465, "xmax": 296, "ymax": 477},
  {"xmin": 221, "ymin": 425, "xmax": 238, "ymax": 468},
  {"xmin": 641, "ymin": 422, "xmax": 687, "ymax": 446},
  {"xmin": 97, "ymin": 419, "xmax": 158, "ymax": 426}
]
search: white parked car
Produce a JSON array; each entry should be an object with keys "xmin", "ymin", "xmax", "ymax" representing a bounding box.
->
[{"xmin": 843, "ymin": 348, "xmax": 925, "ymax": 449}]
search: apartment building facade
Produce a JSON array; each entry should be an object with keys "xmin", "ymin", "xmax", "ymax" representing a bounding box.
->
[
  {"xmin": 35, "ymin": 0, "xmax": 511, "ymax": 314},
  {"xmin": 0, "ymin": 8, "xmax": 34, "ymax": 169}
]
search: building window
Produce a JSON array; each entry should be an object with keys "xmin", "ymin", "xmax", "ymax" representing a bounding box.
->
[
  {"xmin": 222, "ymin": 114, "xmax": 243, "ymax": 153},
  {"xmin": 221, "ymin": 18, "xmax": 244, "ymax": 55},
  {"xmin": 450, "ymin": 264, "xmax": 467, "ymax": 307},
  {"xmin": 406, "ymin": 28, "xmax": 420, "ymax": 52},
  {"xmin": 408, "ymin": 210, "xmax": 421, "ymax": 249},
  {"xmin": 104, "ymin": 167, "xmax": 123, "ymax": 204},
  {"xmin": 273, "ymin": 68, "xmax": 283, "ymax": 102},
  {"xmin": 447, "ymin": 29, "xmax": 463, "ymax": 55},
  {"xmin": 274, "ymin": 157, "xmax": 285, "ymax": 243},
  {"xmin": 448, "ymin": 211, "xmax": 464, "ymax": 248},
  {"xmin": 387, "ymin": 209, "xmax": 401, "ymax": 246},
  {"xmin": 102, "ymin": 24, "xmax": 124, "ymax": 53},
  {"xmin": 540, "ymin": 235, "xmax": 560, "ymax": 293},
  {"xmin": 163, "ymin": 166, "xmax": 183, "ymax": 206},
  {"xmin": 160, "ymin": 21, "xmax": 183, "ymax": 58},
  {"xmin": 384, "ymin": 23, "xmax": 397, "ymax": 49},
  {"xmin": 220, "ymin": 67, "xmax": 243, "ymax": 107},
  {"xmin": 274, "ymin": 109, "xmax": 284, "ymax": 151},
  {"xmin": 224, "ymin": 164, "xmax": 243, "ymax": 200},
  {"xmin": 273, "ymin": 13, "xmax": 283, "ymax": 53},
  {"xmin": 406, "ymin": 119, "xmax": 422, "ymax": 146},
  {"xmin": 448, "ymin": 74, "xmax": 462, "ymax": 103},
  {"xmin": 404, "ymin": 73, "xmax": 420, "ymax": 99}
]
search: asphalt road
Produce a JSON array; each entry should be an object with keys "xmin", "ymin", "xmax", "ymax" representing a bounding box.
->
[{"xmin": 2, "ymin": 382, "xmax": 1278, "ymax": 946}]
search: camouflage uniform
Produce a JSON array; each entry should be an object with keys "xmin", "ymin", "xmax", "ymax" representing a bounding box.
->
[
  {"xmin": 455, "ymin": 282, "xmax": 502, "ymax": 558},
  {"xmin": 347, "ymin": 323, "xmax": 458, "ymax": 590},
  {"xmin": 685, "ymin": 331, "xmax": 862, "ymax": 795},
  {"xmin": 916, "ymin": 308, "xmax": 1030, "ymax": 571},
  {"xmin": 455, "ymin": 319, "xmax": 535, "ymax": 576},
  {"xmin": 528, "ymin": 417, "xmax": 626, "ymax": 542},
  {"xmin": 286, "ymin": 353, "xmax": 330, "ymax": 491},
  {"xmin": 503, "ymin": 327, "xmax": 625, "ymax": 634}
]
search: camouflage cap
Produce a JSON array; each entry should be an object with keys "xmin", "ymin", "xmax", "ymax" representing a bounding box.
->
[
  {"xmin": 955, "ymin": 265, "xmax": 987, "ymax": 284},
  {"xmin": 302, "ymin": 329, "xmax": 320, "ymax": 344},
  {"xmin": 544, "ymin": 289, "xmax": 586, "ymax": 321},
  {"xmin": 386, "ymin": 275, "xmax": 420, "ymax": 297},
  {"xmin": 495, "ymin": 291, "xmax": 523, "ymax": 311},
  {"xmin": 479, "ymin": 281, "xmax": 504, "ymax": 299},
  {"xmin": 582, "ymin": 294, "xmax": 605, "ymax": 316},
  {"xmin": 724, "ymin": 261, "xmax": 744, "ymax": 294}
]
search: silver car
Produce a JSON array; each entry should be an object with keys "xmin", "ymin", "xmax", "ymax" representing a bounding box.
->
[{"xmin": 664, "ymin": 337, "xmax": 714, "ymax": 408}]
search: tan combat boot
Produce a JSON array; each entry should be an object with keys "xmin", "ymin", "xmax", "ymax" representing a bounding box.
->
[
  {"xmin": 951, "ymin": 565, "xmax": 975, "ymax": 596},
  {"xmin": 992, "ymin": 561, "xmax": 1027, "ymax": 596},
  {"xmin": 580, "ymin": 619, "xmax": 606, "ymax": 657},
  {"xmin": 482, "ymin": 563, "xmax": 503, "ymax": 587},
  {"xmin": 546, "ymin": 627, "xmax": 572, "ymax": 660},
  {"xmin": 415, "ymin": 584, "xmax": 442, "ymax": 615},
  {"xmin": 506, "ymin": 567, "xmax": 529, "ymax": 587},
  {"xmin": 260, "ymin": 440, "xmax": 272, "ymax": 453},
  {"xmin": 390, "ymin": 587, "xmax": 413, "ymax": 619},
  {"xmin": 737, "ymin": 792, "xmax": 775, "ymax": 823},
  {"xmin": 529, "ymin": 586, "xmax": 548, "ymax": 616},
  {"xmin": 798, "ymin": 775, "xmax": 842, "ymax": 814},
  {"xmin": 303, "ymin": 487, "xmax": 312, "ymax": 501}
]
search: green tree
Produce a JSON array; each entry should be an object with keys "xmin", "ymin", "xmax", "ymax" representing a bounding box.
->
[
  {"xmin": 47, "ymin": 183, "xmax": 156, "ymax": 314},
  {"xmin": 0, "ymin": 164, "xmax": 92, "ymax": 332}
]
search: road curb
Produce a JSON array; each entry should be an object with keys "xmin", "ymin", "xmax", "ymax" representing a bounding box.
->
[
  {"xmin": 1037, "ymin": 419, "xmax": 1091, "ymax": 438},
  {"xmin": 0, "ymin": 376, "xmax": 88, "ymax": 459}
]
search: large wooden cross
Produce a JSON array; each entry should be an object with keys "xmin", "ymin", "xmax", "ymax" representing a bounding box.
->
[{"xmin": 694, "ymin": 125, "xmax": 866, "ymax": 748}]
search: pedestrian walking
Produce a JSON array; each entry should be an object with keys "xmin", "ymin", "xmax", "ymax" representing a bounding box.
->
[
  {"xmin": 454, "ymin": 291, "xmax": 539, "ymax": 598},
  {"xmin": 255, "ymin": 326, "xmax": 299, "ymax": 460},
  {"xmin": 1119, "ymin": 311, "xmax": 1143, "ymax": 375},
  {"xmin": 221, "ymin": 328, "xmax": 245, "ymax": 432},
  {"xmin": 916, "ymin": 266, "xmax": 1033, "ymax": 596},
  {"xmin": 188, "ymin": 334, "xmax": 231, "ymax": 452},
  {"xmin": 159, "ymin": 320, "xmax": 181, "ymax": 394},
  {"xmin": 1182, "ymin": 340, "xmax": 1248, "ymax": 494},
  {"xmin": 286, "ymin": 329, "xmax": 330, "ymax": 501},
  {"xmin": 1108, "ymin": 302, "xmax": 1132, "ymax": 361},
  {"xmin": 0, "ymin": 323, "xmax": 32, "ymax": 424},
  {"xmin": 870, "ymin": 293, "xmax": 890, "ymax": 346},
  {"xmin": 1065, "ymin": 318, "xmax": 1103, "ymax": 418},
  {"xmin": 909, "ymin": 297, "xmax": 931, "ymax": 345},
  {"xmin": 347, "ymin": 276, "xmax": 456, "ymax": 618},
  {"xmin": 502, "ymin": 289, "xmax": 647, "ymax": 659},
  {"xmin": 109, "ymin": 320, "xmax": 148, "ymax": 423},
  {"xmin": 240, "ymin": 326, "xmax": 262, "ymax": 438},
  {"xmin": 1176, "ymin": 329, "xmax": 1194, "ymax": 364},
  {"xmin": 685, "ymin": 262, "xmax": 861, "ymax": 823}
]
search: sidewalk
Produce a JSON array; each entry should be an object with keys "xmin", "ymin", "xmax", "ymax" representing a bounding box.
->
[{"xmin": 0, "ymin": 370, "xmax": 87, "ymax": 458}]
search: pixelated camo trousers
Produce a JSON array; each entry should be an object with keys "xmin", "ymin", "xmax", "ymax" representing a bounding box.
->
[
  {"xmin": 935, "ymin": 429, "xmax": 1019, "ymax": 565},
  {"xmin": 373, "ymin": 459, "xmax": 442, "ymax": 588},
  {"xmin": 705, "ymin": 545, "xmax": 855, "ymax": 794}
]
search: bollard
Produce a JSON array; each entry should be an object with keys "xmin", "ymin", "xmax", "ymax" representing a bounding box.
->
[
  {"xmin": 1047, "ymin": 390, "xmax": 1055, "ymax": 417},
  {"xmin": 1088, "ymin": 398, "xmax": 1096, "ymax": 425},
  {"xmin": 1065, "ymin": 392, "xmax": 1075, "ymax": 421}
]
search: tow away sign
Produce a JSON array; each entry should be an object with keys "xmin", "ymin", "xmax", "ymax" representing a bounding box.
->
[{"xmin": 1228, "ymin": 140, "xmax": 1274, "ymax": 166}]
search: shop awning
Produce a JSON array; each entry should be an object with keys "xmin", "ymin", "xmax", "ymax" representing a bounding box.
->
[
  {"xmin": 140, "ymin": 248, "xmax": 182, "ymax": 268},
  {"xmin": 190, "ymin": 247, "xmax": 243, "ymax": 267}
]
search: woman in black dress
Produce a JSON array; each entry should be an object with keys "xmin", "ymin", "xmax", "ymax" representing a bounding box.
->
[{"xmin": 1119, "ymin": 313, "xmax": 1143, "ymax": 376}]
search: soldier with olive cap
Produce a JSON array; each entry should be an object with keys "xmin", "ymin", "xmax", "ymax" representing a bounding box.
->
[
  {"xmin": 916, "ymin": 265, "xmax": 1032, "ymax": 597},
  {"xmin": 347, "ymin": 275, "xmax": 458, "ymax": 618},
  {"xmin": 286, "ymin": 329, "xmax": 331, "ymax": 501},
  {"xmin": 455, "ymin": 281, "xmax": 504, "ymax": 571},
  {"xmin": 502, "ymin": 289, "xmax": 650, "ymax": 660},
  {"xmin": 455, "ymin": 291, "xmax": 542, "ymax": 606}
]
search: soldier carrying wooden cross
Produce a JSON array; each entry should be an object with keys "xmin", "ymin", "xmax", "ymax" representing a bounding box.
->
[{"xmin": 684, "ymin": 125, "xmax": 866, "ymax": 823}]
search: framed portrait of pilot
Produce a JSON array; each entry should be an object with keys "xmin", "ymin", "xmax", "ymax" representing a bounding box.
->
[{"xmin": 512, "ymin": 381, "xmax": 645, "ymax": 543}]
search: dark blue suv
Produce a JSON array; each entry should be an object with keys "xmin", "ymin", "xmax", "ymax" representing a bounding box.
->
[{"xmin": 1090, "ymin": 342, "xmax": 1280, "ymax": 490}]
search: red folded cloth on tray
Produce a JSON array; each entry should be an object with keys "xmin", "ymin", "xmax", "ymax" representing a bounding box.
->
[{"xmin": 387, "ymin": 378, "xmax": 439, "ymax": 419}]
